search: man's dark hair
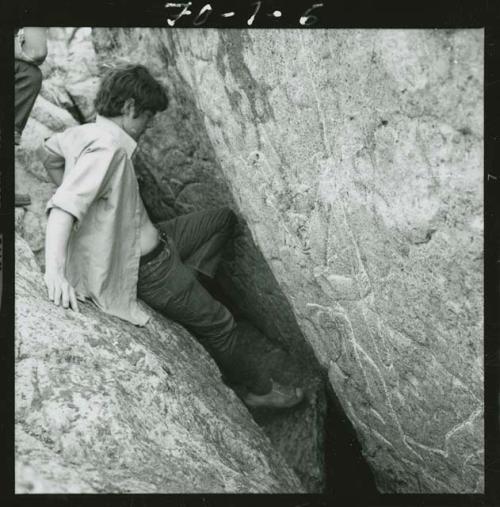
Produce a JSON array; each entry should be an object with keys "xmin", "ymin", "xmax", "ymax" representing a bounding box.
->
[{"xmin": 94, "ymin": 64, "xmax": 168, "ymax": 117}]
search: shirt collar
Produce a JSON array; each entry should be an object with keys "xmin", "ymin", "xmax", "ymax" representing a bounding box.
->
[{"xmin": 95, "ymin": 114, "xmax": 137, "ymax": 158}]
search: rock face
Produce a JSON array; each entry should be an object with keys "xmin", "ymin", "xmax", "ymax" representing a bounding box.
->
[
  {"xmin": 15, "ymin": 235, "xmax": 304, "ymax": 493},
  {"xmin": 91, "ymin": 28, "xmax": 484, "ymax": 493}
]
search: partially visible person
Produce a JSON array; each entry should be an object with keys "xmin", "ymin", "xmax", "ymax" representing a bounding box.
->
[{"xmin": 14, "ymin": 27, "xmax": 48, "ymax": 206}]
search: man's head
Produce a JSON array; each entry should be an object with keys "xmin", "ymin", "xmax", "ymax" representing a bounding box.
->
[{"xmin": 94, "ymin": 64, "xmax": 168, "ymax": 140}]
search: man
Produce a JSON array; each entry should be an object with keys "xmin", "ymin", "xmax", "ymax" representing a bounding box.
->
[
  {"xmin": 15, "ymin": 27, "xmax": 48, "ymax": 206},
  {"xmin": 41, "ymin": 64, "xmax": 304, "ymax": 409}
]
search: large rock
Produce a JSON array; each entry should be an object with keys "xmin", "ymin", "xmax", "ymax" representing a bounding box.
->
[
  {"xmin": 15, "ymin": 235, "xmax": 303, "ymax": 493},
  {"xmin": 93, "ymin": 28, "xmax": 484, "ymax": 493}
]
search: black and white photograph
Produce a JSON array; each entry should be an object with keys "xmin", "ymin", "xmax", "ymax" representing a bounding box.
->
[{"xmin": 2, "ymin": 1, "xmax": 498, "ymax": 504}]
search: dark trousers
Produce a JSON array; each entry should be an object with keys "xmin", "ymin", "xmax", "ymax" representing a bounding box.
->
[
  {"xmin": 15, "ymin": 59, "xmax": 42, "ymax": 144},
  {"xmin": 137, "ymin": 207, "xmax": 272, "ymax": 395}
]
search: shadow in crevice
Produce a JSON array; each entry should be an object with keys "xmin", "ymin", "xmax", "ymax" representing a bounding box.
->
[{"xmin": 324, "ymin": 383, "xmax": 380, "ymax": 501}]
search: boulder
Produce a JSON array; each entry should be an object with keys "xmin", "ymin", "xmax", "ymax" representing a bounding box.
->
[
  {"xmin": 15, "ymin": 235, "xmax": 304, "ymax": 493},
  {"xmin": 92, "ymin": 28, "xmax": 484, "ymax": 493}
]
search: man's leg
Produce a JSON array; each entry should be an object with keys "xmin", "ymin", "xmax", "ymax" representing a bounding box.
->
[
  {"xmin": 137, "ymin": 243, "xmax": 272, "ymax": 395},
  {"xmin": 15, "ymin": 60, "xmax": 42, "ymax": 145},
  {"xmin": 14, "ymin": 60, "xmax": 42, "ymax": 207},
  {"xmin": 145, "ymin": 208, "xmax": 304, "ymax": 406},
  {"xmin": 157, "ymin": 206, "xmax": 240, "ymax": 315},
  {"xmin": 156, "ymin": 207, "xmax": 236, "ymax": 279}
]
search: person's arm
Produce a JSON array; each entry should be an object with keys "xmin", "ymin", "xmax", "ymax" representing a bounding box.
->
[
  {"xmin": 15, "ymin": 28, "xmax": 48, "ymax": 66},
  {"xmin": 44, "ymin": 207, "xmax": 79, "ymax": 311}
]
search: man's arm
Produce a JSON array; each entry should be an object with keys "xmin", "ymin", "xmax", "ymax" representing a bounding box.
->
[
  {"xmin": 15, "ymin": 28, "xmax": 48, "ymax": 66},
  {"xmin": 44, "ymin": 207, "xmax": 79, "ymax": 311}
]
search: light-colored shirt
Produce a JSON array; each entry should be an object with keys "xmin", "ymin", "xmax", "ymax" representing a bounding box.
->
[{"xmin": 41, "ymin": 115, "xmax": 151, "ymax": 326}]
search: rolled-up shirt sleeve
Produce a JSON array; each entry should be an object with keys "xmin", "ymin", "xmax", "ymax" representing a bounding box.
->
[
  {"xmin": 46, "ymin": 144, "xmax": 126, "ymax": 224},
  {"xmin": 38, "ymin": 134, "xmax": 65, "ymax": 172}
]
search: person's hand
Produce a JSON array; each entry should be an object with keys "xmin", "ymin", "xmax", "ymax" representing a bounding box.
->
[{"xmin": 44, "ymin": 270, "xmax": 79, "ymax": 312}]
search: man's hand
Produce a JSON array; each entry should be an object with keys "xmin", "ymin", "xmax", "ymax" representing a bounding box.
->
[
  {"xmin": 44, "ymin": 207, "xmax": 79, "ymax": 312},
  {"xmin": 44, "ymin": 270, "xmax": 79, "ymax": 311}
]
